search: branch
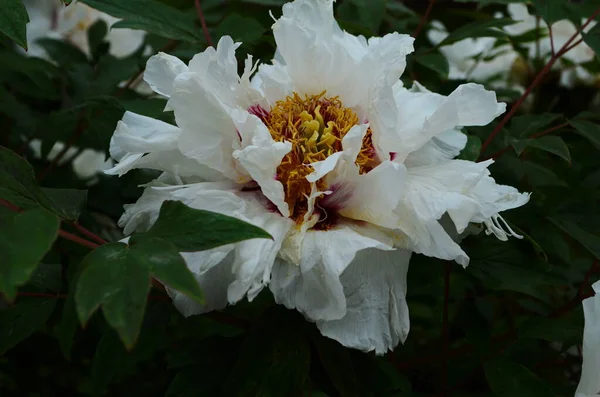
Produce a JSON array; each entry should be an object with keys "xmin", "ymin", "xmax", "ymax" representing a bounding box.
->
[
  {"xmin": 478, "ymin": 7, "xmax": 600, "ymax": 157},
  {"xmin": 480, "ymin": 122, "xmax": 570, "ymax": 161},
  {"xmin": 194, "ymin": 0, "xmax": 213, "ymax": 47},
  {"xmin": 413, "ymin": 0, "xmax": 436, "ymax": 39},
  {"xmin": 549, "ymin": 260, "xmax": 598, "ymax": 318}
]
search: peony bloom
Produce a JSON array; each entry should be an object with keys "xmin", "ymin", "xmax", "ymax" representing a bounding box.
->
[
  {"xmin": 107, "ymin": 0, "xmax": 529, "ymax": 353},
  {"xmin": 505, "ymin": 3, "xmax": 597, "ymax": 87},
  {"xmin": 23, "ymin": 0, "xmax": 146, "ymax": 60},
  {"xmin": 428, "ymin": 20, "xmax": 519, "ymax": 85},
  {"xmin": 29, "ymin": 139, "xmax": 113, "ymax": 180},
  {"xmin": 576, "ymin": 280, "xmax": 600, "ymax": 397}
]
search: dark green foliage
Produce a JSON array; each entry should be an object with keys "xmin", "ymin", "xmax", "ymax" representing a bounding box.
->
[{"xmin": 1, "ymin": 0, "xmax": 600, "ymax": 397}]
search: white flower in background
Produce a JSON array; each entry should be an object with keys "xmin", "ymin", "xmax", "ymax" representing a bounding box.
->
[
  {"xmin": 30, "ymin": 139, "xmax": 113, "ymax": 180},
  {"xmin": 23, "ymin": 0, "xmax": 146, "ymax": 59},
  {"xmin": 428, "ymin": 20, "xmax": 519, "ymax": 85},
  {"xmin": 107, "ymin": 0, "xmax": 529, "ymax": 353},
  {"xmin": 576, "ymin": 281, "xmax": 600, "ymax": 397},
  {"xmin": 505, "ymin": 3, "xmax": 597, "ymax": 87}
]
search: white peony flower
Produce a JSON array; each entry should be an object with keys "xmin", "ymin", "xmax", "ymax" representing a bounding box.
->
[
  {"xmin": 505, "ymin": 3, "xmax": 597, "ymax": 87},
  {"xmin": 22, "ymin": 0, "xmax": 146, "ymax": 59},
  {"xmin": 428, "ymin": 20, "xmax": 519, "ymax": 85},
  {"xmin": 107, "ymin": 0, "xmax": 529, "ymax": 353},
  {"xmin": 30, "ymin": 139, "xmax": 113, "ymax": 180},
  {"xmin": 576, "ymin": 280, "xmax": 600, "ymax": 397}
]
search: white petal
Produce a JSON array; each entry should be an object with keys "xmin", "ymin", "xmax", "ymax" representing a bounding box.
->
[
  {"xmin": 144, "ymin": 52, "xmax": 188, "ymax": 98},
  {"xmin": 576, "ymin": 281, "xmax": 600, "ymax": 397},
  {"xmin": 252, "ymin": 62, "xmax": 294, "ymax": 106},
  {"xmin": 167, "ymin": 251, "xmax": 236, "ymax": 316},
  {"xmin": 404, "ymin": 128, "xmax": 467, "ymax": 167},
  {"xmin": 337, "ymin": 161, "xmax": 407, "ymax": 229},
  {"xmin": 317, "ymin": 248, "xmax": 411, "ymax": 354},
  {"xmin": 231, "ymin": 110, "xmax": 291, "ymax": 216},
  {"xmin": 72, "ymin": 149, "xmax": 113, "ymax": 179},
  {"xmin": 376, "ymin": 82, "xmax": 505, "ymax": 162},
  {"xmin": 271, "ymin": 224, "xmax": 394, "ymax": 322},
  {"xmin": 171, "ymin": 72, "xmax": 243, "ymax": 181}
]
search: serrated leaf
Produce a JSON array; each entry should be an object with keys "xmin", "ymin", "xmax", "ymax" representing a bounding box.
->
[
  {"xmin": 80, "ymin": 0, "xmax": 202, "ymax": 43},
  {"xmin": 519, "ymin": 313, "xmax": 582, "ymax": 343},
  {"xmin": 0, "ymin": 298, "xmax": 57, "ymax": 355},
  {"xmin": 510, "ymin": 136, "xmax": 571, "ymax": 162},
  {"xmin": 75, "ymin": 243, "xmax": 150, "ymax": 348},
  {"xmin": 0, "ymin": 0, "xmax": 29, "ymax": 50},
  {"xmin": 214, "ymin": 14, "xmax": 266, "ymax": 46},
  {"xmin": 485, "ymin": 358, "xmax": 557, "ymax": 397},
  {"xmin": 132, "ymin": 200, "xmax": 272, "ymax": 252},
  {"xmin": 570, "ymin": 119, "xmax": 600, "ymax": 147},
  {"xmin": 415, "ymin": 52, "xmax": 449, "ymax": 79},
  {"xmin": 0, "ymin": 207, "xmax": 60, "ymax": 300},
  {"xmin": 548, "ymin": 215, "xmax": 600, "ymax": 261}
]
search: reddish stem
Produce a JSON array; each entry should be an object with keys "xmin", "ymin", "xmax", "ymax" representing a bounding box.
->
[
  {"xmin": 478, "ymin": 7, "xmax": 600, "ymax": 157},
  {"xmin": 548, "ymin": 25, "xmax": 556, "ymax": 57},
  {"xmin": 194, "ymin": 0, "xmax": 213, "ymax": 47},
  {"xmin": 71, "ymin": 222, "xmax": 107, "ymax": 245},
  {"xmin": 413, "ymin": 0, "xmax": 436, "ymax": 39},
  {"xmin": 58, "ymin": 229, "xmax": 100, "ymax": 249},
  {"xmin": 481, "ymin": 122, "xmax": 570, "ymax": 161},
  {"xmin": 0, "ymin": 198, "xmax": 22, "ymax": 212}
]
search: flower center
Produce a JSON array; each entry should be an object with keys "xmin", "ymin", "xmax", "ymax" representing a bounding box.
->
[{"xmin": 254, "ymin": 92, "xmax": 379, "ymax": 225}]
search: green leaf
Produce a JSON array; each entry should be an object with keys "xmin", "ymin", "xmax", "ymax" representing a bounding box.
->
[
  {"xmin": 457, "ymin": 135, "xmax": 482, "ymax": 161},
  {"xmin": 582, "ymin": 21, "xmax": 600, "ymax": 60},
  {"xmin": 548, "ymin": 215, "xmax": 600, "ymax": 261},
  {"xmin": 75, "ymin": 238, "xmax": 203, "ymax": 348},
  {"xmin": 80, "ymin": 0, "xmax": 202, "ymax": 43},
  {"xmin": 0, "ymin": 0, "xmax": 29, "ymax": 50},
  {"xmin": 438, "ymin": 18, "xmax": 516, "ymax": 46},
  {"xmin": 519, "ymin": 313, "xmax": 582, "ymax": 343},
  {"xmin": 570, "ymin": 119, "xmax": 600, "ymax": 148},
  {"xmin": 0, "ymin": 207, "xmax": 60, "ymax": 300},
  {"xmin": 521, "ymin": 161, "xmax": 568, "ymax": 188},
  {"xmin": 310, "ymin": 332, "xmax": 359, "ymax": 397},
  {"xmin": 214, "ymin": 14, "xmax": 266, "ymax": 46},
  {"xmin": 0, "ymin": 147, "xmax": 86, "ymax": 220},
  {"xmin": 485, "ymin": 358, "xmax": 556, "ymax": 397},
  {"xmin": 35, "ymin": 38, "xmax": 89, "ymax": 66},
  {"xmin": 132, "ymin": 200, "xmax": 272, "ymax": 252},
  {"xmin": 41, "ymin": 188, "xmax": 88, "ymax": 221},
  {"xmin": 510, "ymin": 113, "xmax": 562, "ymax": 138},
  {"xmin": 75, "ymin": 243, "xmax": 150, "ymax": 349},
  {"xmin": 337, "ymin": 0, "xmax": 386, "ymax": 33},
  {"xmin": 531, "ymin": 0, "xmax": 566, "ymax": 25},
  {"xmin": 0, "ymin": 298, "xmax": 57, "ymax": 355},
  {"xmin": 224, "ymin": 309, "xmax": 310, "ymax": 397},
  {"xmin": 27, "ymin": 263, "xmax": 62, "ymax": 293},
  {"xmin": 414, "ymin": 52, "xmax": 449, "ymax": 79},
  {"xmin": 130, "ymin": 238, "xmax": 203, "ymax": 303},
  {"xmin": 510, "ymin": 136, "xmax": 571, "ymax": 162}
]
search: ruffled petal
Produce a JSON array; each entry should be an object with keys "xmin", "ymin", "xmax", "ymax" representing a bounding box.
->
[
  {"xmin": 317, "ymin": 248, "xmax": 411, "ymax": 354},
  {"xmin": 144, "ymin": 52, "xmax": 189, "ymax": 98},
  {"xmin": 576, "ymin": 281, "xmax": 600, "ymax": 397},
  {"xmin": 271, "ymin": 224, "xmax": 394, "ymax": 322},
  {"xmin": 404, "ymin": 128, "xmax": 467, "ymax": 167},
  {"xmin": 374, "ymin": 82, "xmax": 505, "ymax": 162}
]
